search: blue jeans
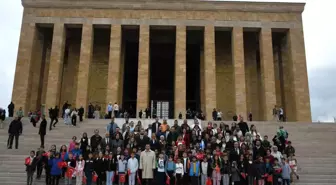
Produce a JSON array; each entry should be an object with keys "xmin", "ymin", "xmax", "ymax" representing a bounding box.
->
[
  {"xmin": 283, "ymin": 179, "xmax": 290, "ymax": 185},
  {"xmin": 106, "ymin": 171, "xmax": 114, "ymax": 185},
  {"xmin": 85, "ymin": 171, "xmax": 93, "ymax": 185}
]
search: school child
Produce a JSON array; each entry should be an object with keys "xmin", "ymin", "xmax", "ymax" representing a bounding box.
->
[
  {"xmin": 35, "ymin": 147, "xmax": 45, "ymax": 179},
  {"xmin": 25, "ymin": 150, "xmax": 38, "ymax": 185},
  {"xmin": 156, "ymin": 153, "xmax": 166, "ymax": 184},
  {"xmin": 106, "ymin": 152, "xmax": 117, "ymax": 185},
  {"xmin": 189, "ymin": 156, "xmax": 200, "ymax": 185},
  {"xmin": 288, "ymin": 153, "xmax": 299, "ymax": 181},
  {"xmin": 211, "ymin": 155, "xmax": 222, "ymax": 185},
  {"xmin": 221, "ymin": 156, "xmax": 231, "ymax": 185},
  {"xmin": 94, "ymin": 152, "xmax": 106, "ymax": 185},
  {"xmin": 117, "ymin": 154, "xmax": 128, "ymax": 185},
  {"xmin": 265, "ymin": 158, "xmax": 274, "ymax": 185},
  {"xmin": 128, "ymin": 152, "xmax": 139, "ymax": 185},
  {"xmin": 200, "ymin": 157, "xmax": 211, "ymax": 185},
  {"xmin": 65, "ymin": 152, "xmax": 76, "ymax": 185},
  {"xmin": 272, "ymin": 159, "xmax": 282, "ymax": 185},
  {"xmin": 165, "ymin": 155, "xmax": 176, "ymax": 185},
  {"xmin": 230, "ymin": 161, "xmax": 242, "ymax": 185},
  {"xmin": 75, "ymin": 154, "xmax": 85, "ymax": 185},
  {"xmin": 175, "ymin": 158, "xmax": 184, "ymax": 185},
  {"xmin": 48, "ymin": 152, "xmax": 63, "ymax": 185},
  {"xmin": 182, "ymin": 152, "xmax": 190, "ymax": 185},
  {"xmin": 84, "ymin": 153, "xmax": 95, "ymax": 185}
]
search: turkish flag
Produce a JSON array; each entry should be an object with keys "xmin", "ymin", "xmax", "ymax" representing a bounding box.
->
[
  {"xmin": 82, "ymin": 176, "xmax": 86, "ymax": 184},
  {"xmin": 66, "ymin": 167, "xmax": 75, "ymax": 178},
  {"xmin": 25, "ymin": 157, "xmax": 31, "ymax": 165},
  {"xmin": 119, "ymin": 174, "xmax": 126, "ymax": 183},
  {"xmin": 92, "ymin": 172, "xmax": 98, "ymax": 182},
  {"xmin": 137, "ymin": 175, "xmax": 141, "ymax": 185},
  {"xmin": 166, "ymin": 176, "xmax": 170, "ymax": 185}
]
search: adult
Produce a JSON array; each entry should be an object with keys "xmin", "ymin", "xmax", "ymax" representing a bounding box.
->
[
  {"xmin": 107, "ymin": 102, "xmax": 113, "ymax": 119},
  {"xmin": 113, "ymin": 102, "xmax": 119, "ymax": 118},
  {"xmin": 7, "ymin": 116, "xmax": 23, "ymax": 149},
  {"xmin": 238, "ymin": 117, "xmax": 249, "ymax": 136},
  {"xmin": 139, "ymin": 144, "xmax": 156, "ymax": 185},
  {"xmin": 16, "ymin": 107, "xmax": 24, "ymax": 120},
  {"xmin": 8, "ymin": 102, "xmax": 14, "ymax": 117},
  {"xmin": 106, "ymin": 117, "xmax": 117, "ymax": 136},
  {"xmin": 62, "ymin": 101, "xmax": 69, "ymax": 118},
  {"xmin": 90, "ymin": 129, "xmax": 102, "ymax": 152},
  {"xmin": 78, "ymin": 106, "xmax": 84, "ymax": 122},
  {"xmin": 212, "ymin": 108, "xmax": 217, "ymax": 121},
  {"xmin": 88, "ymin": 103, "xmax": 94, "ymax": 119},
  {"xmin": 0, "ymin": 108, "xmax": 5, "ymax": 129},
  {"xmin": 151, "ymin": 117, "xmax": 161, "ymax": 134},
  {"xmin": 279, "ymin": 107, "xmax": 284, "ymax": 122},
  {"xmin": 50, "ymin": 106, "xmax": 59, "ymax": 130},
  {"xmin": 38, "ymin": 115, "xmax": 47, "ymax": 148}
]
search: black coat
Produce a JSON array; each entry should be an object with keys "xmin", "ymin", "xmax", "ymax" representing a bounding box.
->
[
  {"xmin": 135, "ymin": 135, "xmax": 150, "ymax": 150},
  {"xmin": 94, "ymin": 158, "xmax": 106, "ymax": 172},
  {"xmin": 38, "ymin": 119, "xmax": 47, "ymax": 136},
  {"xmin": 101, "ymin": 137, "xmax": 112, "ymax": 150},
  {"xmin": 78, "ymin": 107, "xmax": 84, "ymax": 116},
  {"xmin": 151, "ymin": 122, "xmax": 161, "ymax": 133},
  {"xmin": 229, "ymin": 148, "xmax": 241, "ymax": 162},
  {"xmin": 105, "ymin": 157, "xmax": 117, "ymax": 171},
  {"xmin": 238, "ymin": 122, "xmax": 249, "ymax": 135},
  {"xmin": 253, "ymin": 146, "xmax": 266, "ymax": 160},
  {"xmin": 90, "ymin": 135, "xmax": 102, "ymax": 149},
  {"xmin": 8, "ymin": 119, "xmax": 22, "ymax": 135},
  {"xmin": 26, "ymin": 157, "xmax": 38, "ymax": 172}
]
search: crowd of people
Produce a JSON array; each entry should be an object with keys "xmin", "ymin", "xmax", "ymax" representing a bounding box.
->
[{"xmin": 22, "ymin": 115, "xmax": 299, "ymax": 185}]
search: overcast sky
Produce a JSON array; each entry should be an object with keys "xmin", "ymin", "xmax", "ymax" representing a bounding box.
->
[{"xmin": 0, "ymin": 0, "xmax": 335, "ymax": 122}]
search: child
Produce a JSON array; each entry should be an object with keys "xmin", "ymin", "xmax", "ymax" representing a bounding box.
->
[
  {"xmin": 222, "ymin": 156, "xmax": 231, "ymax": 185},
  {"xmin": 106, "ymin": 152, "xmax": 116, "ymax": 185},
  {"xmin": 200, "ymin": 157, "xmax": 210, "ymax": 185},
  {"xmin": 84, "ymin": 153, "xmax": 95, "ymax": 185},
  {"xmin": 288, "ymin": 153, "xmax": 299, "ymax": 181},
  {"xmin": 281, "ymin": 158, "xmax": 291, "ymax": 185},
  {"xmin": 75, "ymin": 154, "xmax": 85, "ymax": 185},
  {"xmin": 25, "ymin": 150, "xmax": 38, "ymax": 185},
  {"xmin": 182, "ymin": 152, "xmax": 190, "ymax": 185},
  {"xmin": 262, "ymin": 135, "xmax": 271, "ymax": 149},
  {"xmin": 272, "ymin": 159, "xmax": 282, "ymax": 185},
  {"xmin": 156, "ymin": 153, "xmax": 166, "ymax": 184},
  {"xmin": 175, "ymin": 158, "xmax": 184, "ymax": 185},
  {"xmin": 127, "ymin": 152, "xmax": 139, "ymax": 185},
  {"xmin": 189, "ymin": 156, "xmax": 200, "ymax": 185},
  {"xmin": 230, "ymin": 161, "xmax": 241, "ymax": 185},
  {"xmin": 265, "ymin": 158, "xmax": 273, "ymax": 185},
  {"xmin": 165, "ymin": 155, "xmax": 176, "ymax": 185},
  {"xmin": 211, "ymin": 155, "xmax": 222, "ymax": 185},
  {"xmin": 65, "ymin": 153, "xmax": 76, "ymax": 185},
  {"xmin": 117, "ymin": 154, "xmax": 128, "ymax": 185},
  {"xmin": 94, "ymin": 152, "xmax": 106, "ymax": 185},
  {"xmin": 48, "ymin": 152, "xmax": 63, "ymax": 185}
]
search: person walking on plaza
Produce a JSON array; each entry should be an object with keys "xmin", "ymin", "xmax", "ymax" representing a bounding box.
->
[
  {"xmin": 16, "ymin": 107, "xmax": 24, "ymax": 121},
  {"xmin": 50, "ymin": 106, "xmax": 59, "ymax": 130},
  {"xmin": 39, "ymin": 115, "xmax": 47, "ymax": 148},
  {"xmin": 8, "ymin": 101, "xmax": 14, "ymax": 117},
  {"xmin": 71, "ymin": 108, "xmax": 78, "ymax": 126},
  {"xmin": 0, "ymin": 108, "xmax": 5, "ymax": 129},
  {"xmin": 78, "ymin": 106, "xmax": 84, "ymax": 122},
  {"xmin": 7, "ymin": 116, "xmax": 22, "ymax": 149},
  {"xmin": 114, "ymin": 102, "xmax": 119, "ymax": 118},
  {"xmin": 107, "ymin": 102, "xmax": 113, "ymax": 119},
  {"xmin": 64, "ymin": 106, "xmax": 71, "ymax": 125}
]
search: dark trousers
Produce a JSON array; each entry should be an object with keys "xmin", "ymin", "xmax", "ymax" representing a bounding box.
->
[
  {"xmin": 156, "ymin": 172, "xmax": 165, "ymax": 184},
  {"xmin": 85, "ymin": 171, "xmax": 93, "ymax": 185},
  {"xmin": 190, "ymin": 176, "xmax": 199, "ymax": 185},
  {"xmin": 36, "ymin": 164, "xmax": 43, "ymax": 178},
  {"xmin": 282, "ymin": 179, "xmax": 290, "ymax": 185},
  {"xmin": 71, "ymin": 116, "xmax": 77, "ymax": 126},
  {"xmin": 45, "ymin": 169, "xmax": 51, "ymax": 185},
  {"xmin": 182, "ymin": 173, "xmax": 189, "ymax": 185},
  {"xmin": 176, "ymin": 174, "xmax": 182, "ymax": 185},
  {"xmin": 9, "ymin": 111, "xmax": 13, "ymax": 117},
  {"xmin": 108, "ymin": 111, "xmax": 112, "ymax": 119},
  {"xmin": 27, "ymin": 171, "xmax": 34, "ymax": 185},
  {"xmin": 51, "ymin": 175, "xmax": 60, "ymax": 185},
  {"xmin": 97, "ymin": 171, "xmax": 106, "ymax": 185},
  {"xmin": 79, "ymin": 115, "xmax": 83, "ymax": 122},
  {"xmin": 40, "ymin": 134, "xmax": 45, "ymax": 147},
  {"xmin": 114, "ymin": 110, "xmax": 118, "ymax": 118},
  {"xmin": 167, "ymin": 171, "xmax": 175, "ymax": 185},
  {"xmin": 8, "ymin": 134, "xmax": 19, "ymax": 149},
  {"xmin": 51, "ymin": 117, "xmax": 58, "ymax": 127}
]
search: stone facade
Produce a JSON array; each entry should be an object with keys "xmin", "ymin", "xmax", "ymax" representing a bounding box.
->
[{"xmin": 11, "ymin": 0, "xmax": 311, "ymax": 121}]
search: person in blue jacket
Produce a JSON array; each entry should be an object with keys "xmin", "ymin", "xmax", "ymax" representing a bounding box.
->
[
  {"xmin": 65, "ymin": 143, "xmax": 82, "ymax": 160},
  {"xmin": 48, "ymin": 152, "xmax": 63, "ymax": 185},
  {"xmin": 189, "ymin": 156, "xmax": 200, "ymax": 185}
]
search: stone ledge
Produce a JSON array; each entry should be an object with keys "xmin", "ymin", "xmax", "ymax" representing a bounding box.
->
[{"xmin": 21, "ymin": 0, "xmax": 305, "ymax": 13}]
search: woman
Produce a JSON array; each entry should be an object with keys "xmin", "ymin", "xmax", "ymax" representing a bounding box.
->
[
  {"xmin": 150, "ymin": 133, "xmax": 159, "ymax": 151},
  {"xmin": 106, "ymin": 152, "xmax": 116, "ymax": 185},
  {"xmin": 75, "ymin": 154, "xmax": 85, "ymax": 185},
  {"xmin": 94, "ymin": 152, "xmax": 106, "ymax": 185},
  {"xmin": 38, "ymin": 115, "xmax": 47, "ymax": 148},
  {"xmin": 182, "ymin": 128, "xmax": 190, "ymax": 148},
  {"xmin": 159, "ymin": 135, "xmax": 167, "ymax": 152},
  {"xmin": 128, "ymin": 137, "xmax": 138, "ymax": 150},
  {"xmin": 250, "ymin": 125, "xmax": 261, "ymax": 141},
  {"xmin": 80, "ymin": 132, "xmax": 89, "ymax": 159},
  {"xmin": 230, "ymin": 161, "xmax": 241, "ymax": 185},
  {"xmin": 48, "ymin": 152, "xmax": 63, "ymax": 185},
  {"xmin": 211, "ymin": 155, "xmax": 222, "ymax": 185}
]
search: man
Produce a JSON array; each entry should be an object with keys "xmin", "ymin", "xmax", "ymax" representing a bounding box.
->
[
  {"xmin": 253, "ymin": 140, "xmax": 266, "ymax": 160},
  {"xmin": 106, "ymin": 117, "xmax": 117, "ymax": 136},
  {"xmin": 38, "ymin": 115, "xmax": 47, "ymax": 148},
  {"xmin": 122, "ymin": 117, "xmax": 129, "ymax": 133},
  {"xmin": 8, "ymin": 102, "xmax": 14, "ymax": 117},
  {"xmin": 279, "ymin": 107, "xmax": 284, "ymax": 122},
  {"xmin": 16, "ymin": 107, "xmax": 24, "ymax": 120},
  {"xmin": 78, "ymin": 106, "xmax": 84, "ymax": 122},
  {"xmin": 212, "ymin": 108, "xmax": 217, "ymax": 121},
  {"xmin": 88, "ymin": 103, "xmax": 94, "ymax": 119},
  {"xmin": 7, "ymin": 116, "xmax": 22, "ymax": 149},
  {"xmin": 0, "ymin": 108, "xmax": 5, "ymax": 129},
  {"xmin": 100, "ymin": 133, "xmax": 112, "ymax": 152},
  {"xmin": 136, "ymin": 129, "xmax": 150, "ymax": 150},
  {"xmin": 229, "ymin": 142, "xmax": 241, "ymax": 162},
  {"xmin": 113, "ymin": 102, "xmax": 119, "ymax": 118},
  {"xmin": 151, "ymin": 117, "xmax": 161, "ymax": 134},
  {"xmin": 238, "ymin": 117, "xmax": 249, "ymax": 136},
  {"xmin": 90, "ymin": 129, "xmax": 102, "ymax": 152},
  {"xmin": 107, "ymin": 102, "xmax": 113, "ymax": 119},
  {"xmin": 50, "ymin": 106, "xmax": 59, "ymax": 130},
  {"xmin": 273, "ymin": 105, "xmax": 278, "ymax": 121},
  {"xmin": 145, "ymin": 107, "xmax": 150, "ymax": 118},
  {"xmin": 139, "ymin": 144, "xmax": 156, "ymax": 185}
]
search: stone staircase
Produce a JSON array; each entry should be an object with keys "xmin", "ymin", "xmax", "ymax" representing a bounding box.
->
[{"xmin": 0, "ymin": 118, "xmax": 335, "ymax": 185}]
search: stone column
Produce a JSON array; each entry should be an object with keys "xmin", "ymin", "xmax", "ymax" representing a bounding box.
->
[
  {"xmin": 175, "ymin": 26, "xmax": 186, "ymax": 118},
  {"xmin": 287, "ymin": 28, "xmax": 311, "ymax": 122},
  {"xmin": 12, "ymin": 23, "xmax": 37, "ymax": 115},
  {"xmin": 204, "ymin": 26, "xmax": 217, "ymax": 119},
  {"xmin": 106, "ymin": 25, "xmax": 122, "ymax": 106},
  {"xmin": 232, "ymin": 27, "xmax": 247, "ymax": 119},
  {"xmin": 259, "ymin": 28, "xmax": 276, "ymax": 121},
  {"xmin": 75, "ymin": 24, "xmax": 93, "ymax": 110},
  {"xmin": 45, "ymin": 23, "xmax": 66, "ymax": 111},
  {"xmin": 136, "ymin": 25, "xmax": 150, "ymax": 115}
]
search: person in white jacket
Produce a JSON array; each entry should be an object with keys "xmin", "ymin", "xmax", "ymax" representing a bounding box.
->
[{"xmin": 127, "ymin": 152, "xmax": 139, "ymax": 185}]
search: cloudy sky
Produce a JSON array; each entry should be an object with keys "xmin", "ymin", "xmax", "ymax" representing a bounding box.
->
[{"xmin": 0, "ymin": 0, "xmax": 335, "ymax": 122}]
